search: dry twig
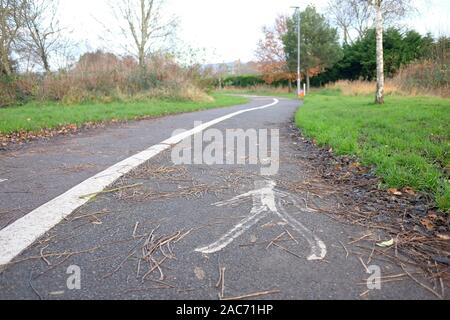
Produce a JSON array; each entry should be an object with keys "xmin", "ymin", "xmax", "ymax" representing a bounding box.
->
[{"xmin": 221, "ymin": 290, "xmax": 281, "ymax": 301}]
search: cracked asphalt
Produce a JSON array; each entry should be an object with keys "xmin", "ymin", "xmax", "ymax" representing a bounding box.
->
[{"xmin": 0, "ymin": 96, "xmax": 442, "ymax": 300}]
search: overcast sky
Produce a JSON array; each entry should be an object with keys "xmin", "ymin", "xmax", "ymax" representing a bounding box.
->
[{"xmin": 59, "ymin": 0, "xmax": 450, "ymax": 64}]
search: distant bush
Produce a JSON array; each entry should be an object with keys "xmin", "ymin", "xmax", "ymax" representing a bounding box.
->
[
  {"xmin": 327, "ymin": 56, "xmax": 449, "ymax": 99},
  {"xmin": 218, "ymin": 74, "xmax": 292, "ymax": 89},
  {"xmin": 222, "ymin": 84, "xmax": 293, "ymax": 95},
  {"xmin": 327, "ymin": 80, "xmax": 401, "ymax": 96},
  {"xmin": 0, "ymin": 50, "xmax": 210, "ymax": 107},
  {"xmin": 0, "ymin": 77, "xmax": 19, "ymax": 107},
  {"xmin": 393, "ymin": 60, "xmax": 449, "ymax": 98},
  {"xmin": 223, "ymin": 75, "xmax": 265, "ymax": 87}
]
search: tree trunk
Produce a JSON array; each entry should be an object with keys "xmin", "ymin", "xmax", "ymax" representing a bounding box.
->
[
  {"xmin": 43, "ymin": 59, "xmax": 50, "ymax": 73},
  {"xmin": 0, "ymin": 47, "xmax": 12, "ymax": 76},
  {"xmin": 2, "ymin": 59, "xmax": 12, "ymax": 76},
  {"xmin": 138, "ymin": 0, "xmax": 147, "ymax": 71},
  {"xmin": 375, "ymin": 0, "xmax": 385, "ymax": 104},
  {"xmin": 288, "ymin": 79, "xmax": 292, "ymax": 93},
  {"xmin": 343, "ymin": 26, "xmax": 349, "ymax": 45},
  {"xmin": 306, "ymin": 71, "xmax": 310, "ymax": 93},
  {"xmin": 138, "ymin": 46, "xmax": 145, "ymax": 71},
  {"xmin": 40, "ymin": 49, "xmax": 51, "ymax": 73}
]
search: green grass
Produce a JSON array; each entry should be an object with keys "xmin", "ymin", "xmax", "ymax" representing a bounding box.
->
[
  {"xmin": 295, "ymin": 90, "xmax": 450, "ymax": 212},
  {"xmin": 0, "ymin": 93, "xmax": 248, "ymax": 135}
]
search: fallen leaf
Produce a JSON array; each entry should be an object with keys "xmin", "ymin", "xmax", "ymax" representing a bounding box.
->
[
  {"xmin": 350, "ymin": 162, "xmax": 361, "ymax": 168},
  {"xmin": 420, "ymin": 218, "xmax": 434, "ymax": 231},
  {"xmin": 194, "ymin": 267, "xmax": 205, "ymax": 281},
  {"xmin": 250, "ymin": 235, "xmax": 257, "ymax": 243},
  {"xmin": 388, "ymin": 188, "xmax": 402, "ymax": 196},
  {"xmin": 427, "ymin": 211, "xmax": 438, "ymax": 220},
  {"xmin": 376, "ymin": 239, "xmax": 394, "ymax": 248},
  {"xmin": 403, "ymin": 187, "xmax": 416, "ymax": 196}
]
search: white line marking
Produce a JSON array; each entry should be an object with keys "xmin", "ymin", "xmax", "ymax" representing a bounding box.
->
[
  {"xmin": 275, "ymin": 198, "xmax": 327, "ymax": 261},
  {"xmin": 0, "ymin": 99, "xmax": 279, "ymax": 266},
  {"xmin": 195, "ymin": 180, "xmax": 327, "ymax": 261},
  {"xmin": 0, "ymin": 179, "xmax": 7, "ymax": 183}
]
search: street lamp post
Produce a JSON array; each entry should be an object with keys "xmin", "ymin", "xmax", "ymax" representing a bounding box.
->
[{"xmin": 291, "ymin": 6, "xmax": 303, "ymax": 98}]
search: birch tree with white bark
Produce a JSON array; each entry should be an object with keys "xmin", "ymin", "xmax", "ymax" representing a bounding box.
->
[
  {"xmin": 370, "ymin": 0, "xmax": 413, "ymax": 104},
  {"xmin": 327, "ymin": 0, "xmax": 413, "ymax": 104}
]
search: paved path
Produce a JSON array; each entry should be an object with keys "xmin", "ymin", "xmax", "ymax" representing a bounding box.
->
[{"xmin": 0, "ymin": 97, "xmax": 441, "ymax": 300}]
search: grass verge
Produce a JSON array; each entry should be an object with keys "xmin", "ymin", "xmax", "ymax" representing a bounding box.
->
[
  {"xmin": 295, "ymin": 90, "xmax": 450, "ymax": 212},
  {"xmin": 0, "ymin": 93, "xmax": 248, "ymax": 135}
]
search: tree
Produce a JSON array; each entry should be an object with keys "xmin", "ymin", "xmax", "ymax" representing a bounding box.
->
[
  {"xmin": 0, "ymin": 0, "xmax": 25, "ymax": 75},
  {"xmin": 20, "ymin": 0, "xmax": 67, "ymax": 73},
  {"xmin": 255, "ymin": 15, "xmax": 294, "ymax": 91},
  {"xmin": 369, "ymin": 0, "xmax": 412, "ymax": 104},
  {"xmin": 374, "ymin": 0, "xmax": 385, "ymax": 103},
  {"xmin": 109, "ymin": 0, "xmax": 177, "ymax": 71},
  {"xmin": 327, "ymin": 0, "xmax": 414, "ymax": 103},
  {"xmin": 326, "ymin": 0, "xmax": 373, "ymax": 44},
  {"xmin": 283, "ymin": 5, "xmax": 342, "ymax": 91},
  {"xmin": 327, "ymin": 0, "xmax": 415, "ymax": 45},
  {"xmin": 315, "ymin": 27, "xmax": 434, "ymax": 85}
]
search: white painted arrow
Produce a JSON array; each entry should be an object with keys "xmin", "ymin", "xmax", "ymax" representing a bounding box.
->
[{"xmin": 195, "ymin": 180, "xmax": 327, "ymax": 261}]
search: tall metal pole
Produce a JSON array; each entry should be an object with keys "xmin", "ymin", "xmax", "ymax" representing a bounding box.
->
[{"xmin": 291, "ymin": 6, "xmax": 302, "ymax": 98}]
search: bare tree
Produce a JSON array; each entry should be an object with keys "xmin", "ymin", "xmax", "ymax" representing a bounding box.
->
[
  {"xmin": 0, "ymin": 0, "xmax": 25, "ymax": 75},
  {"xmin": 351, "ymin": 0, "xmax": 374, "ymax": 38},
  {"xmin": 381, "ymin": 0, "xmax": 414, "ymax": 26},
  {"xmin": 108, "ymin": 0, "xmax": 177, "ymax": 70},
  {"xmin": 328, "ymin": 0, "xmax": 413, "ymax": 45},
  {"xmin": 328, "ymin": 0, "xmax": 413, "ymax": 104},
  {"xmin": 327, "ymin": 0, "xmax": 373, "ymax": 44},
  {"xmin": 215, "ymin": 63, "xmax": 229, "ymax": 90},
  {"xmin": 20, "ymin": 0, "xmax": 67, "ymax": 73},
  {"xmin": 326, "ymin": 1, "xmax": 354, "ymax": 44}
]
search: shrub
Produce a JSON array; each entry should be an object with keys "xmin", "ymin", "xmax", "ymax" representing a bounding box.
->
[
  {"xmin": 326, "ymin": 80, "xmax": 401, "ymax": 96},
  {"xmin": 223, "ymin": 75, "xmax": 265, "ymax": 87},
  {"xmin": 0, "ymin": 50, "xmax": 210, "ymax": 107},
  {"xmin": 393, "ymin": 60, "xmax": 450, "ymax": 98}
]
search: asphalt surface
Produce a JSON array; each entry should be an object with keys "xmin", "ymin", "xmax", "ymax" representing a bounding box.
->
[{"xmin": 0, "ymin": 96, "xmax": 442, "ymax": 300}]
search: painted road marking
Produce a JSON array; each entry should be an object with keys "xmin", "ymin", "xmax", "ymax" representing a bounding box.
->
[
  {"xmin": 0, "ymin": 179, "xmax": 7, "ymax": 183},
  {"xmin": 0, "ymin": 99, "xmax": 279, "ymax": 267},
  {"xmin": 195, "ymin": 180, "xmax": 327, "ymax": 261}
]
